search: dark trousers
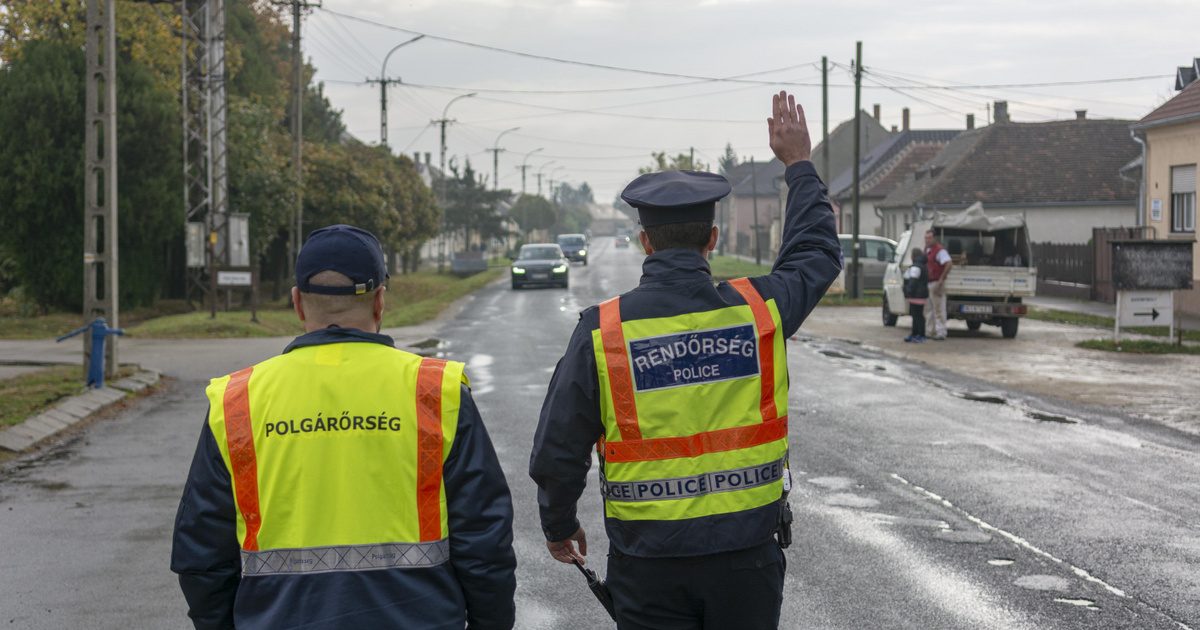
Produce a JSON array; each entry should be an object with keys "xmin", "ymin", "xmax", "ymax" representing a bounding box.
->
[
  {"xmin": 606, "ymin": 542, "xmax": 785, "ymax": 630},
  {"xmin": 909, "ymin": 302, "xmax": 926, "ymax": 337}
]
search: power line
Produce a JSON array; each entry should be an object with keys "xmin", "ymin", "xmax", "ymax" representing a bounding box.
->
[{"xmin": 322, "ymin": 10, "xmax": 381, "ymax": 67}]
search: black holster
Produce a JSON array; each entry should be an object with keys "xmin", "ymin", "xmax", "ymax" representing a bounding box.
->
[{"xmin": 776, "ymin": 500, "xmax": 793, "ymax": 549}]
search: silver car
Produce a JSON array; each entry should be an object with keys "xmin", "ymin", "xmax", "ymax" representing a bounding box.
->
[{"xmin": 837, "ymin": 234, "xmax": 897, "ymax": 291}]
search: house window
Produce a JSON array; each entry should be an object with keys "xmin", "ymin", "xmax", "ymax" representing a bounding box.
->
[{"xmin": 1171, "ymin": 165, "xmax": 1196, "ymax": 233}]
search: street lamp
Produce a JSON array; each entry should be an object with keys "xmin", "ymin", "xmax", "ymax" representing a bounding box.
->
[
  {"xmin": 546, "ymin": 166, "xmax": 567, "ymax": 200},
  {"xmin": 488, "ymin": 127, "xmax": 521, "ymax": 191},
  {"xmin": 372, "ymin": 35, "xmax": 425, "ymax": 147},
  {"xmin": 434, "ymin": 92, "xmax": 477, "ymax": 175},
  {"xmin": 536, "ymin": 161, "xmax": 558, "ymax": 197},
  {"xmin": 519, "ymin": 148, "xmax": 544, "ymax": 195}
]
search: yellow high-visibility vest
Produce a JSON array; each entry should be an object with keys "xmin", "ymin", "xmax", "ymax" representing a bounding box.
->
[
  {"xmin": 204, "ymin": 342, "xmax": 465, "ymax": 576},
  {"xmin": 592, "ymin": 278, "xmax": 789, "ymax": 522}
]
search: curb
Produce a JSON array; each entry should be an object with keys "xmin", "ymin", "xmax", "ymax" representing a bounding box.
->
[{"xmin": 0, "ymin": 369, "xmax": 161, "ymax": 452}]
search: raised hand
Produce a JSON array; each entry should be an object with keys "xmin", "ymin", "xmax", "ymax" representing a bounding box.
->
[{"xmin": 767, "ymin": 90, "xmax": 812, "ymax": 167}]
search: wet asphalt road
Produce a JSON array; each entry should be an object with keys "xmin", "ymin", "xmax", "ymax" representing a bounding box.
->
[{"xmin": 1, "ymin": 238, "xmax": 1199, "ymax": 629}]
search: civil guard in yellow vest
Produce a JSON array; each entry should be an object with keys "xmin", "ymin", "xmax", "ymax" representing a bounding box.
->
[
  {"xmin": 172, "ymin": 225, "xmax": 516, "ymax": 629},
  {"xmin": 530, "ymin": 91, "xmax": 842, "ymax": 629}
]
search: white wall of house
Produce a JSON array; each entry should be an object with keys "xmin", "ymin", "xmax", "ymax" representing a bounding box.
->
[
  {"xmin": 1019, "ymin": 204, "xmax": 1138, "ymax": 243},
  {"xmin": 834, "ymin": 199, "xmax": 882, "ymax": 237}
]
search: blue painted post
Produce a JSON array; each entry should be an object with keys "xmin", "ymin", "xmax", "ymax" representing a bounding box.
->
[{"xmin": 57, "ymin": 318, "xmax": 124, "ymax": 388}]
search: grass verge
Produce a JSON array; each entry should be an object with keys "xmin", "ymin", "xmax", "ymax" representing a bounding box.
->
[
  {"xmin": 709, "ymin": 255, "xmax": 771, "ymax": 280},
  {"xmin": 0, "ymin": 300, "xmax": 192, "ymax": 340},
  {"xmin": 1027, "ymin": 307, "xmax": 1200, "ymax": 342},
  {"xmin": 125, "ymin": 268, "xmax": 503, "ymax": 339},
  {"xmin": 0, "ymin": 365, "xmax": 133, "ymax": 428},
  {"xmin": 1077, "ymin": 339, "xmax": 1200, "ymax": 354}
]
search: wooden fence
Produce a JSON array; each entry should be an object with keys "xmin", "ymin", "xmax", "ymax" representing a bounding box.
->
[{"xmin": 1032, "ymin": 242, "xmax": 1093, "ymax": 300}]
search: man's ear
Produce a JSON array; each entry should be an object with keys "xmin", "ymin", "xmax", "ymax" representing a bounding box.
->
[
  {"xmin": 706, "ymin": 226, "xmax": 719, "ymax": 254},
  {"xmin": 291, "ymin": 287, "xmax": 306, "ymax": 322},
  {"xmin": 374, "ymin": 286, "xmax": 386, "ymax": 324},
  {"xmin": 639, "ymin": 230, "xmax": 653, "ymax": 255}
]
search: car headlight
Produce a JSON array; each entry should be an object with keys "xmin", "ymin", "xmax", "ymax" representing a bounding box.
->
[
  {"xmin": 579, "ymin": 249, "xmax": 587, "ymax": 256},
  {"xmin": 552, "ymin": 264, "xmax": 568, "ymax": 273},
  {"xmin": 512, "ymin": 267, "xmax": 526, "ymax": 274}
]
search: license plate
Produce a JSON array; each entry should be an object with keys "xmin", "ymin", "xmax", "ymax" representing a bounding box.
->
[
  {"xmin": 960, "ymin": 305, "xmax": 992, "ymax": 314},
  {"xmin": 532, "ymin": 273, "xmax": 548, "ymax": 280}
]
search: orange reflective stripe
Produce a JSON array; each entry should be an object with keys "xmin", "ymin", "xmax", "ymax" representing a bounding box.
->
[
  {"xmin": 599, "ymin": 297, "xmax": 642, "ymax": 441},
  {"xmin": 222, "ymin": 366, "xmax": 262, "ymax": 551},
  {"xmin": 728, "ymin": 278, "xmax": 779, "ymax": 422},
  {"xmin": 416, "ymin": 358, "xmax": 447, "ymax": 542},
  {"xmin": 603, "ymin": 416, "xmax": 788, "ymax": 463}
]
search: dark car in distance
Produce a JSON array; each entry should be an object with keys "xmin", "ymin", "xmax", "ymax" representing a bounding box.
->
[
  {"xmin": 556, "ymin": 233, "xmax": 589, "ymax": 265},
  {"xmin": 614, "ymin": 234, "xmax": 631, "ymax": 248},
  {"xmin": 511, "ymin": 244, "xmax": 570, "ymax": 290}
]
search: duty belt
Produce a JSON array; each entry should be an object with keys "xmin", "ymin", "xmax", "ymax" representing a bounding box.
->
[
  {"xmin": 600, "ymin": 457, "xmax": 786, "ymax": 503},
  {"xmin": 241, "ymin": 539, "xmax": 449, "ymax": 576}
]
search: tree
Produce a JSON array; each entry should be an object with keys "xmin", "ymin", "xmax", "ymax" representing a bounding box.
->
[
  {"xmin": 719, "ymin": 143, "xmax": 739, "ymax": 176},
  {"xmin": 551, "ymin": 182, "xmax": 594, "ymax": 235},
  {"xmin": 442, "ymin": 161, "xmax": 511, "ymax": 248},
  {"xmin": 638, "ymin": 151, "xmax": 707, "ymax": 174},
  {"xmin": 509, "ymin": 195, "xmax": 556, "ymax": 238},
  {"xmin": 0, "ymin": 40, "xmax": 181, "ymax": 310}
]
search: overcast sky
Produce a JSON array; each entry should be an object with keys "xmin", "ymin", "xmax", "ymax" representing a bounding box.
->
[{"xmin": 301, "ymin": 0, "xmax": 1199, "ymax": 202}]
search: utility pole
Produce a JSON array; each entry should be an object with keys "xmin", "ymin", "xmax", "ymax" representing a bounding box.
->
[
  {"xmin": 371, "ymin": 34, "xmax": 424, "ymax": 147},
  {"xmin": 850, "ymin": 41, "xmax": 863, "ymax": 299},
  {"xmin": 517, "ymin": 147, "xmax": 543, "ymax": 195},
  {"xmin": 487, "ymin": 127, "xmax": 520, "ymax": 191},
  {"xmin": 271, "ymin": 1, "xmax": 319, "ymax": 277},
  {"xmin": 751, "ymin": 156, "xmax": 762, "ymax": 266},
  {"xmin": 430, "ymin": 92, "xmax": 474, "ymax": 273},
  {"xmin": 536, "ymin": 161, "xmax": 556, "ymax": 197},
  {"xmin": 83, "ymin": 0, "xmax": 119, "ymax": 377},
  {"xmin": 821, "ymin": 55, "xmax": 830, "ymax": 180},
  {"xmin": 689, "ymin": 146, "xmax": 695, "ymax": 169},
  {"xmin": 366, "ymin": 77, "xmax": 402, "ymax": 146}
]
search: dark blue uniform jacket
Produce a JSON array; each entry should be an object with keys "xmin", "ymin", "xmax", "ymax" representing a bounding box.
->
[
  {"xmin": 171, "ymin": 327, "xmax": 517, "ymax": 630},
  {"xmin": 528, "ymin": 160, "xmax": 842, "ymax": 558}
]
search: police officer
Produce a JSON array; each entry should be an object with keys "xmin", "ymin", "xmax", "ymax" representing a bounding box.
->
[
  {"xmin": 171, "ymin": 225, "xmax": 517, "ymax": 629},
  {"xmin": 529, "ymin": 91, "xmax": 841, "ymax": 629}
]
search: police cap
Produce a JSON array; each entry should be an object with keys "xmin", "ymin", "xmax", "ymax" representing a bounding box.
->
[
  {"xmin": 621, "ymin": 170, "xmax": 732, "ymax": 227},
  {"xmin": 295, "ymin": 224, "xmax": 389, "ymax": 295}
]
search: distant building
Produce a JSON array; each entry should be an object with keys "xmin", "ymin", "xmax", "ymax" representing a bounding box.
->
[
  {"xmin": 719, "ymin": 158, "xmax": 784, "ymax": 260},
  {"xmin": 826, "ymin": 117, "xmax": 961, "ymax": 239},
  {"xmin": 1131, "ymin": 58, "xmax": 1200, "ymax": 314},
  {"xmin": 879, "ymin": 102, "xmax": 1140, "ymax": 245},
  {"xmin": 811, "ymin": 108, "xmax": 894, "ymax": 183}
]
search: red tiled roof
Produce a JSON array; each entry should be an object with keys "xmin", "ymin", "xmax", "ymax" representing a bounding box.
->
[{"xmin": 1137, "ymin": 79, "xmax": 1200, "ymax": 127}]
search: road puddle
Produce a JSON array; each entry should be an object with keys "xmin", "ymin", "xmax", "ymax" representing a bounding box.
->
[
  {"xmin": 819, "ymin": 349, "xmax": 854, "ymax": 360},
  {"xmin": 1025, "ymin": 410, "xmax": 1079, "ymax": 424},
  {"xmin": 468, "ymin": 354, "xmax": 495, "ymax": 395},
  {"xmin": 824, "ymin": 493, "xmax": 880, "ymax": 509},
  {"xmin": 1053, "ymin": 597, "xmax": 1099, "ymax": 611},
  {"xmin": 933, "ymin": 529, "xmax": 992, "ymax": 544},
  {"xmin": 1014, "ymin": 574, "xmax": 1070, "ymax": 591},
  {"xmin": 807, "ymin": 476, "xmax": 856, "ymax": 491},
  {"xmin": 958, "ymin": 391, "xmax": 1007, "ymax": 404}
]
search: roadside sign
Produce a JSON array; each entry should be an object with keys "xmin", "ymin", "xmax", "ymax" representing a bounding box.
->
[
  {"xmin": 216, "ymin": 270, "xmax": 253, "ymax": 287},
  {"xmin": 1117, "ymin": 291, "xmax": 1173, "ymax": 328}
]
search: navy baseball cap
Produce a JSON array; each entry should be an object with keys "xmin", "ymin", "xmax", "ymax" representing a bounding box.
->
[
  {"xmin": 295, "ymin": 224, "xmax": 388, "ymax": 295},
  {"xmin": 621, "ymin": 170, "xmax": 731, "ymax": 227}
]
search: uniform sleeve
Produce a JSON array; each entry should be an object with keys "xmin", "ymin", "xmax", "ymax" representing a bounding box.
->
[
  {"xmin": 528, "ymin": 316, "xmax": 604, "ymax": 542},
  {"xmin": 443, "ymin": 386, "xmax": 517, "ymax": 630},
  {"xmin": 746, "ymin": 160, "xmax": 843, "ymax": 338},
  {"xmin": 170, "ymin": 416, "xmax": 240, "ymax": 630}
]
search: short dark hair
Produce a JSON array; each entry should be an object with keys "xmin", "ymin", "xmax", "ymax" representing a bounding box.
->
[{"xmin": 643, "ymin": 221, "xmax": 712, "ymax": 251}]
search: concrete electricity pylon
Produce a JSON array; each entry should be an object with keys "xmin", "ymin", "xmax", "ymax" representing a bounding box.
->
[
  {"xmin": 370, "ymin": 34, "xmax": 424, "ymax": 147},
  {"xmin": 83, "ymin": 0, "xmax": 120, "ymax": 377}
]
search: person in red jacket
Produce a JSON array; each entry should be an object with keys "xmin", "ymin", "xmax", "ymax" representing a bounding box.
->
[{"xmin": 924, "ymin": 230, "xmax": 953, "ymax": 340}]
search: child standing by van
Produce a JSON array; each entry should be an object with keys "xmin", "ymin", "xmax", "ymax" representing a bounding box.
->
[{"xmin": 904, "ymin": 248, "xmax": 928, "ymax": 342}]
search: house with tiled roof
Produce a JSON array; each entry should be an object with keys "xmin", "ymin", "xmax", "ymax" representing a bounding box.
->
[
  {"xmin": 811, "ymin": 108, "xmax": 894, "ymax": 183},
  {"xmin": 718, "ymin": 158, "xmax": 785, "ymax": 259},
  {"xmin": 1131, "ymin": 58, "xmax": 1200, "ymax": 314},
  {"xmin": 826, "ymin": 118, "xmax": 961, "ymax": 239},
  {"xmin": 878, "ymin": 102, "xmax": 1140, "ymax": 245}
]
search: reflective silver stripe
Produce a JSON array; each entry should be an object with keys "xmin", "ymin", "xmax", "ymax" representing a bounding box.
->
[
  {"xmin": 601, "ymin": 458, "xmax": 785, "ymax": 503},
  {"xmin": 241, "ymin": 539, "xmax": 449, "ymax": 577}
]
